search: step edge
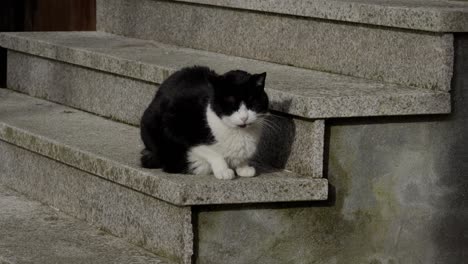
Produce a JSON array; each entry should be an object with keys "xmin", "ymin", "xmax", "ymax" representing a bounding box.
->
[
  {"xmin": 0, "ymin": 108, "xmax": 328, "ymax": 206},
  {"xmin": 170, "ymin": 0, "xmax": 468, "ymax": 32},
  {"xmin": 0, "ymin": 32, "xmax": 452, "ymax": 119},
  {"xmin": 0, "ymin": 122, "xmax": 188, "ymax": 205}
]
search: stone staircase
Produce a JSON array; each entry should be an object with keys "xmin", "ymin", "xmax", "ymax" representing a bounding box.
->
[
  {"xmin": 0, "ymin": 0, "xmax": 466, "ymax": 263},
  {"xmin": 0, "ymin": 184, "xmax": 171, "ymax": 263}
]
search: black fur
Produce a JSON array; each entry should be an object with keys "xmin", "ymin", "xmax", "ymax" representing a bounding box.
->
[{"xmin": 140, "ymin": 66, "xmax": 268, "ymax": 173}]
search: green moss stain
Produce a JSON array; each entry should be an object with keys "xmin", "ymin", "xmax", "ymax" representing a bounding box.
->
[
  {"xmin": 2, "ymin": 126, "xmax": 14, "ymax": 139},
  {"xmin": 197, "ymin": 124, "xmax": 412, "ymax": 263},
  {"xmin": 372, "ymin": 174, "xmax": 400, "ymax": 218}
]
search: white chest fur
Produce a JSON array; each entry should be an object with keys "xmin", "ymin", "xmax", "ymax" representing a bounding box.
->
[
  {"xmin": 187, "ymin": 105, "xmax": 262, "ymax": 176},
  {"xmin": 205, "ymin": 105, "xmax": 261, "ymax": 167}
]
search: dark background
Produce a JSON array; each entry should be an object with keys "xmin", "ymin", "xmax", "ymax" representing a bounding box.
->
[{"xmin": 0, "ymin": 0, "xmax": 96, "ymax": 86}]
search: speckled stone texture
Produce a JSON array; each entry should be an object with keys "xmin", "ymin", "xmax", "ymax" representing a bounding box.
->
[
  {"xmin": 6, "ymin": 53, "xmax": 325, "ymax": 178},
  {"xmin": 7, "ymin": 51, "xmax": 156, "ymax": 126},
  {"xmin": 0, "ymin": 142, "xmax": 192, "ymax": 264},
  {"xmin": 0, "ymin": 89, "xmax": 328, "ymax": 204},
  {"xmin": 193, "ymin": 34, "xmax": 468, "ymax": 264},
  {"xmin": 1, "ymin": 32, "xmax": 451, "ymax": 118},
  {"xmin": 0, "ymin": 185, "xmax": 171, "ymax": 264},
  {"xmin": 96, "ymin": 0, "xmax": 454, "ymax": 91},
  {"xmin": 195, "ymin": 115, "xmax": 468, "ymax": 263},
  {"xmin": 172, "ymin": 0, "xmax": 468, "ymax": 32}
]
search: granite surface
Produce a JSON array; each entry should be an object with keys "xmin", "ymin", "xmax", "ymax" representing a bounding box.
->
[
  {"xmin": 169, "ymin": 0, "xmax": 468, "ymax": 32},
  {"xmin": 0, "ymin": 184, "xmax": 173, "ymax": 264},
  {"xmin": 7, "ymin": 51, "xmax": 156, "ymax": 126},
  {"xmin": 0, "ymin": 89, "xmax": 328, "ymax": 205},
  {"xmin": 0, "ymin": 142, "xmax": 192, "ymax": 263},
  {"xmin": 195, "ymin": 106, "xmax": 467, "ymax": 263},
  {"xmin": 195, "ymin": 37, "xmax": 468, "ymax": 262},
  {"xmin": 195, "ymin": 36, "xmax": 468, "ymax": 261},
  {"xmin": 1, "ymin": 32, "xmax": 451, "ymax": 118},
  {"xmin": 7, "ymin": 53, "xmax": 325, "ymax": 177},
  {"xmin": 97, "ymin": 0, "xmax": 454, "ymax": 91}
]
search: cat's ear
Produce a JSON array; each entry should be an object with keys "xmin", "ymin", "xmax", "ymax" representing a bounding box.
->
[
  {"xmin": 208, "ymin": 73, "xmax": 223, "ymax": 89},
  {"xmin": 252, "ymin": 72, "xmax": 267, "ymax": 89}
]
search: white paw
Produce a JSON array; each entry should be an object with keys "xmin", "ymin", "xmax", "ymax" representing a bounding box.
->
[
  {"xmin": 236, "ymin": 166, "xmax": 256, "ymax": 177},
  {"xmin": 214, "ymin": 168, "xmax": 235, "ymax": 180}
]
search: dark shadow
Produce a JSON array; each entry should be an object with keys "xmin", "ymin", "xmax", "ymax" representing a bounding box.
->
[
  {"xmin": 0, "ymin": 0, "xmax": 29, "ymax": 88},
  {"xmin": 322, "ymin": 119, "xmax": 330, "ymax": 179},
  {"xmin": 0, "ymin": 48, "xmax": 6, "ymax": 88},
  {"xmin": 252, "ymin": 99, "xmax": 297, "ymax": 173},
  {"xmin": 430, "ymin": 33, "xmax": 468, "ymax": 263},
  {"xmin": 252, "ymin": 114, "xmax": 295, "ymax": 172},
  {"xmin": 191, "ymin": 207, "xmax": 199, "ymax": 264},
  {"xmin": 326, "ymin": 112, "xmax": 450, "ymax": 127}
]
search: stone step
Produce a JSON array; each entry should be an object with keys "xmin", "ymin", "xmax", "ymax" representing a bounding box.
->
[
  {"xmin": 172, "ymin": 0, "xmax": 468, "ymax": 32},
  {"xmin": 0, "ymin": 184, "xmax": 172, "ymax": 264},
  {"xmin": 96, "ymin": 0, "xmax": 456, "ymax": 90},
  {"xmin": 0, "ymin": 88, "xmax": 328, "ymax": 205},
  {"xmin": 0, "ymin": 31, "xmax": 450, "ymax": 120},
  {"xmin": 0, "ymin": 88, "xmax": 327, "ymax": 263}
]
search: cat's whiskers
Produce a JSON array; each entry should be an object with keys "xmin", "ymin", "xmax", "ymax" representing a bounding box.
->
[
  {"xmin": 257, "ymin": 117, "xmax": 281, "ymax": 132},
  {"xmin": 256, "ymin": 113, "xmax": 270, "ymax": 118}
]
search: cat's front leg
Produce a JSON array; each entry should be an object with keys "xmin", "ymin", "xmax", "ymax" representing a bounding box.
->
[
  {"xmin": 235, "ymin": 162, "xmax": 256, "ymax": 178},
  {"xmin": 189, "ymin": 145, "xmax": 235, "ymax": 180}
]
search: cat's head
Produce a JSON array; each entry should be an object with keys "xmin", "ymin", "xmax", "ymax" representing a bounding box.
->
[{"xmin": 211, "ymin": 70, "xmax": 269, "ymax": 128}]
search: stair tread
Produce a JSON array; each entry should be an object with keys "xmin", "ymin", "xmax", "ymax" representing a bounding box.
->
[
  {"xmin": 0, "ymin": 184, "xmax": 172, "ymax": 264},
  {"xmin": 0, "ymin": 31, "xmax": 450, "ymax": 119},
  {"xmin": 0, "ymin": 89, "xmax": 328, "ymax": 205},
  {"xmin": 174, "ymin": 0, "xmax": 468, "ymax": 32}
]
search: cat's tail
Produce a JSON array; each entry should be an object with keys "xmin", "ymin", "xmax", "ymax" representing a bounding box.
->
[{"xmin": 140, "ymin": 149, "xmax": 162, "ymax": 168}]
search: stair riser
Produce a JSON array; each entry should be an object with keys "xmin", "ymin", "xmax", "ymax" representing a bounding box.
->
[
  {"xmin": 171, "ymin": 0, "xmax": 468, "ymax": 32},
  {"xmin": 7, "ymin": 50, "xmax": 156, "ymax": 126},
  {"xmin": 97, "ymin": 0, "xmax": 453, "ymax": 91},
  {"xmin": 7, "ymin": 51, "xmax": 325, "ymax": 177},
  {"xmin": 1, "ymin": 38, "xmax": 450, "ymax": 119},
  {"xmin": 0, "ymin": 139, "xmax": 326, "ymax": 264},
  {"xmin": 0, "ymin": 141, "xmax": 193, "ymax": 264}
]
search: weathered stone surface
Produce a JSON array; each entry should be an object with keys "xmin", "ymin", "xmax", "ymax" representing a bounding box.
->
[
  {"xmin": 0, "ymin": 89, "xmax": 328, "ymax": 205},
  {"xmin": 195, "ymin": 103, "xmax": 467, "ymax": 264},
  {"xmin": 97, "ymin": 0, "xmax": 454, "ymax": 91},
  {"xmin": 1, "ymin": 32, "xmax": 451, "ymax": 118},
  {"xmin": 0, "ymin": 184, "xmax": 172, "ymax": 264},
  {"xmin": 0, "ymin": 142, "xmax": 191, "ymax": 264},
  {"xmin": 172, "ymin": 0, "xmax": 468, "ymax": 32},
  {"xmin": 6, "ymin": 52, "xmax": 325, "ymax": 177},
  {"xmin": 7, "ymin": 51, "xmax": 157, "ymax": 126},
  {"xmin": 194, "ymin": 34, "xmax": 468, "ymax": 264}
]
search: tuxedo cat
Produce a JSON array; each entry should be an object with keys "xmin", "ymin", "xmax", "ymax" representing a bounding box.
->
[{"xmin": 140, "ymin": 66, "xmax": 268, "ymax": 180}]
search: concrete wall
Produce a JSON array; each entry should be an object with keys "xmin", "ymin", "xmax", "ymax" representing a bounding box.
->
[{"xmin": 194, "ymin": 35, "xmax": 468, "ymax": 264}]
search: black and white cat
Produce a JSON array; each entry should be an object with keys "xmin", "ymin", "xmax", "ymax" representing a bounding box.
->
[{"xmin": 140, "ymin": 66, "xmax": 268, "ymax": 180}]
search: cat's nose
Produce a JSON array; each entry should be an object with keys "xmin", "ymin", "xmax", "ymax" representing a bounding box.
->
[{"xmin": 240, "ymin": 116, "xmax": 248, "ymax": 122}]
